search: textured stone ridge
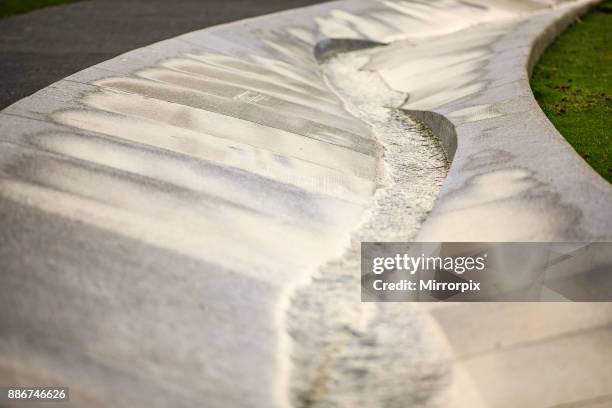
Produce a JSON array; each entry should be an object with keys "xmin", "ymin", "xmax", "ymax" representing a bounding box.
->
[{"xmin": 0, "ymin": 1, "xmax": 610, "ymax": 408}]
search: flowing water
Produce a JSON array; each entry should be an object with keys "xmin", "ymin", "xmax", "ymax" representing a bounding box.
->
[{"xmin": 287, "ymin": 47, "xmax": 451, "ymax": 408}]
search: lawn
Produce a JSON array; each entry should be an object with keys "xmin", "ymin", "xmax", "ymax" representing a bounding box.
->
[
  {"xmin": 0, "ymin": 0, "xmax": 82, "ymax": 18},
  {"xmin": 531, "ymin": 1, "xmax": 611, "ymax": 183}
]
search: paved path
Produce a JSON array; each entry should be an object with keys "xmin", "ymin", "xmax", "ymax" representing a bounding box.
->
[{"xmin": 0, "ymin": 0, "xmax": 327, "ymax": 110}]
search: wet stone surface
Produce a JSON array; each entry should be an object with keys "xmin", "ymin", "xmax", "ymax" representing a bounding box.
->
[{"xmin": 288, "ymin": 49, "xmax": 449, "ymax": 408}]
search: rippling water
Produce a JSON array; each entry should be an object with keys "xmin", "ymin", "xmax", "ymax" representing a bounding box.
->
[{"xmin": 287, "ymin": 48, "xmax": 450, "ymax": 408}]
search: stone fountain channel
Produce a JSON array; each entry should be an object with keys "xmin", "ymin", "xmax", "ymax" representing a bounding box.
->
[{"xmin": 286, "ymin": 45, "xmax": 451, "ymax": 407}]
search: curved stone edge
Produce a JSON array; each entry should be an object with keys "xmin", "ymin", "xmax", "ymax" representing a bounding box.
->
[
  {"xmin": 407, "ymin": 3, "xmax": 612, "ymax": 407},
  {"xmin": 403, "ymin": 110, "xmax": 458, "ymax": 163},
  {"xmin": 413, "ymin": 0, "xmax": 612, "ymax": 243},
  {"xmin": 0, "ymin": 1, "xmax": 610, "ymax": 408}
]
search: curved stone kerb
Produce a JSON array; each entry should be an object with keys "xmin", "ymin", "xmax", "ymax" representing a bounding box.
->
[
  {"xmin": 396, "ymin": 0, "xmax": 612, "ymax": 242},
  {"xmin": 0, "ymin": 1, "xmax": 609, "ymax": 408}
]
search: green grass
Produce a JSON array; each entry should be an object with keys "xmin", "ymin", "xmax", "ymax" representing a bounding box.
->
[
  {"xmin": 531, "ymin": 1, "xmax": 611, "ymax": 183},
  {"xmin": 0, "ymin": 0, "xmax": 83, "ymax": 18}
]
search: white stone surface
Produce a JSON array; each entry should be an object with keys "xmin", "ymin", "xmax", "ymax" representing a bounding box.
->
[{"xmin": 0, "ymin": 0, "xmax": 610, "ymax": 407}]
